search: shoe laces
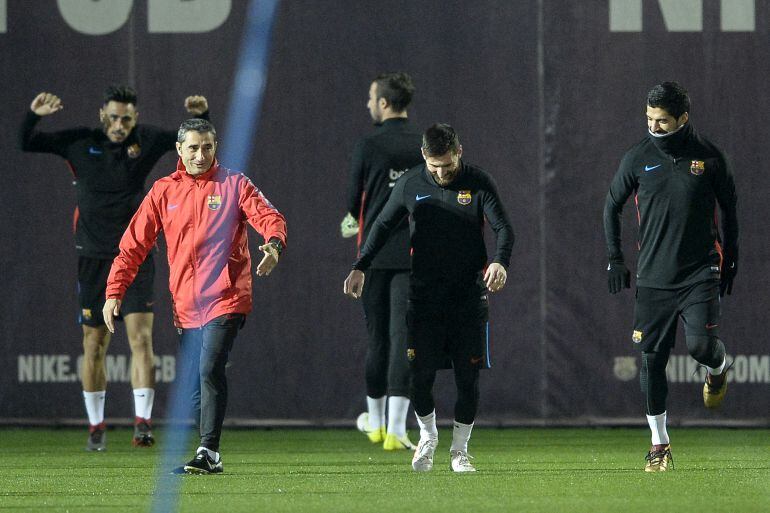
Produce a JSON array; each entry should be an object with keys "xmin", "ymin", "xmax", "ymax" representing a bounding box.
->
[
  {"xmin": 89, "ymin": 422, "xmax": 106, "ymax": 434},
  {"xmin": 452, "ymin": 450, "xmax": 474, "ymax": 465},
  {"xmin": 645, "ymin": 446, "xmax": 674, "ymax": 469},
  {"xmin": 135, "ymin": 417, "xmax": 152, "ymax": 428},
  {"xmin": 416, "ymin": 438, "xmax": 437, "ymax": 458}
]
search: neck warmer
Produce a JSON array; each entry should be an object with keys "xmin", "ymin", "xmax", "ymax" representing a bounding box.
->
[{"xmin": 648, "ymin": 121, "xmax": 692, "ymax": 157}]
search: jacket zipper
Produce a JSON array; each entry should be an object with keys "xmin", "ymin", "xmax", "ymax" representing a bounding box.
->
[{"xmin": 191, "ymin": 180, "xmax": 204, "ymax": 328}]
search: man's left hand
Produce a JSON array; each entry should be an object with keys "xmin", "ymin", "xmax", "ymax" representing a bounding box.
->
[
  {"xmin": 256, "ymin": 243, "xmax": 279, "ymax": 276},
  {"xmin": 484, "ymin": 263, "xmax": 507, "ymax": 293},
  {"xmin": 340, "ymin": 213, "xmax": 359, "ymax": 238},
  {"xmin": 184, "ymin": 95, "xmax": 209, "ymax": 116}
]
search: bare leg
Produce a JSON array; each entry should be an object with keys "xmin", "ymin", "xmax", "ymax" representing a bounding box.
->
[
  {"xmin": 125, "ymin": 312, "xmax": 156, "ymax": 446},
  {"xmin": 82, "ymin": 325, "xmax": 110, "ymax": 449},
  {"xmin": 82, "ymin": 325, "xmax": 111, "ymax": 391},
  {"xmin": 125, "ymin": 312, "xmax": 155, "ymax": 389}
]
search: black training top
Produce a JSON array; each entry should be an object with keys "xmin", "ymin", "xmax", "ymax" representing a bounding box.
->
[
  {"xmin": 20, "ymin": 110, "xmax": 208, "ymax": 259},
  {"xmin": 603, "ymin": 122, "xmax": 738, "ymax": 289},
  {"xmin": 347, "ymin": 118, "xmax": 423, "ymax": 269},
  {"xmin": 353, "ymin": 161, "xmax": 514, "ymax": 301}
]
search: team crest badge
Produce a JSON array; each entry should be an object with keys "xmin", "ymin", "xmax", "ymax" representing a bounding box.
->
[
  {"xmin": 613, "ymin": 356, "xmax": 638, "ymax": 381},
  {"xmin": 632, "ymin": 330, "xmax": 643, "ymax": 344},
  {"xmin": 81, "ymin": 309, "xmax": 92, "ymax": 320},
  {"xmin": 457, "ymin": 190, "xmax": 472, "ymax": 205},
  {"xmin": 127, "ymin": 143, "xmax": 141, "ymax": 159},
  {"xmin": 407, "ymin": 348, "xmax": 416, "ymax": 361},
  {"xmin": 207, "ymin": 195, "xmax": 222, "ymax": 211},
  {"xmin": 690, "ymin": 160, "xmax": 705, "ymax": 176}
]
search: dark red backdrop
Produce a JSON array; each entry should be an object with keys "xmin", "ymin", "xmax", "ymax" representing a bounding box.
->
[{"xmin": 1, "ymin": 1, "xmax": 767, "ymax": 425}]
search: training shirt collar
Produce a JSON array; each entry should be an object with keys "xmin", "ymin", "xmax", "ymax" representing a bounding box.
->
[
  {"xmin": 176, "ymin": 158, "xmax": 220, "ymax": 182},
  {"xmin": 648, "ymin": 121, "xmax": 692, "ymax": 157}
]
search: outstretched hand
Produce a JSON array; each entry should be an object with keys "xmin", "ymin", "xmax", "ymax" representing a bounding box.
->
[
  {"xmin": 256, "ymin": 243, "xmax": 279, "ymax": 276},
  {"xmin": 102, "ymin": 298, "xmax": 122, "ymax": 334},
  {"xmin": 484, "ymin": 263, "xmax": 507, "ymax": 293},
  {"xmin": 184, "ymin": 95, "xmax": 208, "ymax": 116},
  {"xmin": 30, "ymin": 92, "xmax": 63, "ymax": 116}
]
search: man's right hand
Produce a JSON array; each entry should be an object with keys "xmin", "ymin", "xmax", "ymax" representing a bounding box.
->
[
  {"xmin": 607, "ymin": 262, "xmax": 631, "ymax": 294},
  {"xmin": 102, "ymin": 298, "xmax": 122, "ymax": 334},
  {"xmin": 343, "ymin": 270, "xmax": 365, "ymax": 299},
  {"xmin": 30, "ymin": 92, "xmax": 63, "ymax": 116}
]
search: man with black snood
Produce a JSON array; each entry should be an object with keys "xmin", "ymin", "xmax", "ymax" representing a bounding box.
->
[
  {"xmin": 604, "ymin": 82, "xmax": 738, "ymax": 472},
  {"xmin": 342, "ymin": 72, "xmax": 423, "ymax": 451},
  {"xmin": 344, "ymin": 123, "xmax": 514, "ymax": 473}
]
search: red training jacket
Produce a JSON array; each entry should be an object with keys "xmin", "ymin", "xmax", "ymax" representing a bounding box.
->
[{"xmin": 106, "ymin": 159, "xmax": 287, "ymax": 328}]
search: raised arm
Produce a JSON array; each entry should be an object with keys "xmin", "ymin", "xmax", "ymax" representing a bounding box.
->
[
  {"xmin": 154, "ymin": 95, "xmax": 211, "ymax": 148},
  {"xmin": 184, "ymin": 95, "xmax": 209, "ymax": 117},
  {"xmin": 20, "ymin": 92, "xmax": 80, "ymax": 155}
]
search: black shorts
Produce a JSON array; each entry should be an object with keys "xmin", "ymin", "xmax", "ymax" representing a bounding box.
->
[
  {"xmin": 77, "ymin": 255, "xmax": 155, "ymax": 327},
  {"xmin": 632, "ymin": 280, "xmax": 720, "ymax": 353},
  {"xmin": 406, "ymin": 296, "xmax": 490, "ymax": 371}
]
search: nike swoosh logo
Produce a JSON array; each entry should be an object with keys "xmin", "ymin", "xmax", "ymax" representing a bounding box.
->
[
  {"xmin": 88, "ymin": 147, "xmax": 103, "ymax": 155},
  {"xmin": 706, "ymin": 323, "xmax": 719, "ymax": 329},
  {"xmin": 644, "ymin": 164, "xmax": 661, "ymax": 171},
  {"xmin": 415, "ymin": 194, "xmax": 431, "ymax": 201},
  {"xmin": 168, "ymin": 204, "xmax": 179, "ymax": 210}
]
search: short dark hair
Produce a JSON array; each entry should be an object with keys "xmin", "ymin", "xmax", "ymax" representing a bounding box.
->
[
  {"xmin": 422, "ymin": 123, "xmax": 460, "ymax": 156},
  {"xmin": 177, "ymin": 118, "xmax": 217, "ymax": 143},
  {"xmin": 103, "ymin": 84, "xmax": 137, "ymax": 105},
  {"xmin": 647, "ymin": 82, "xmax": 690, "ymax": 119},
  {"xmin": 373, "ymin": 72, "xmax": 415, "ymax": 113}
]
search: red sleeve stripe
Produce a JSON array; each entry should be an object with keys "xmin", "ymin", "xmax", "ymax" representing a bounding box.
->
[{"xmin": 356, "ymin": 191, "xmax": 366, "ymax": 258}]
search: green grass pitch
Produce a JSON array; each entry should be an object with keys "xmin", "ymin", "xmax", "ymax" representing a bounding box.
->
[{"xmin": 1, "ymin": 427, "xmax": 768, "ymax": 512}]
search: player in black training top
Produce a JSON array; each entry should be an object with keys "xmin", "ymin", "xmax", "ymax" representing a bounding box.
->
[
  {"xmin": 20, "ymin": 85, "xmax": 209, "ymax": 451},
  {"xmin": 604, "ymin": 82, "xmax": 738, "ymax": 472},
  {"xmin": 345, "ymin": 123, "xmax": 514, "ymax": 473},
  {"xmin": 343, "ymin": 72, "xmax": 423, "ymax": 451}
]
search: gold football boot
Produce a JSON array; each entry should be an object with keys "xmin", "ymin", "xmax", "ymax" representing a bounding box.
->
[{"xmin": 644, "ymin": 445, "xmax": 673, "ymax": 472}]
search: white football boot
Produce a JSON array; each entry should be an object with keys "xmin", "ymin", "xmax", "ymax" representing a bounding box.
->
[
  {"xmin": 411, "ymin": 437, "xmax": 437, "ymax": 472},
  {"xmin": 450, "ymin": 450, "xmax": 476, "ymax": 472}
]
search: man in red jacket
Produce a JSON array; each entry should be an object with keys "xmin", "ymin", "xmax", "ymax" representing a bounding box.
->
[{"xmin": 103, "ymin": 118, "xmax": 287, "ymax": 474}]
